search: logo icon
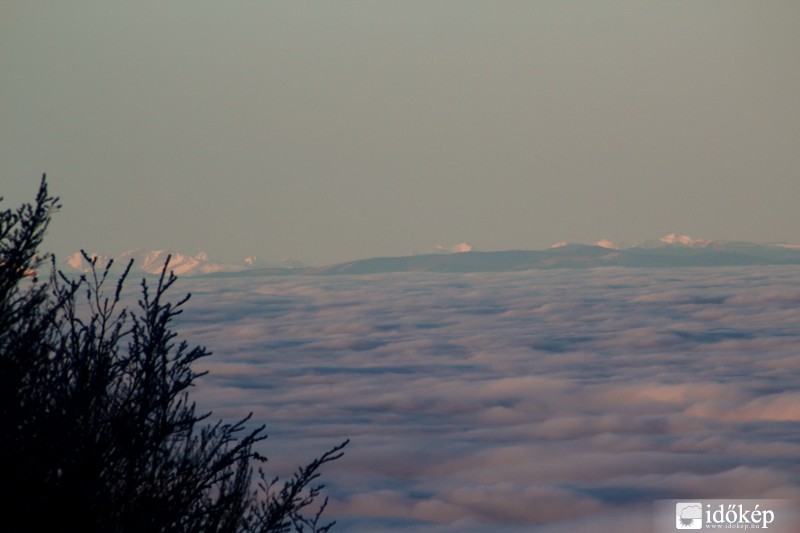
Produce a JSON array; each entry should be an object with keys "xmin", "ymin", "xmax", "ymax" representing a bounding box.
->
[{"xmin": 676, "ymin": 502, "xmax": 703, "ymax": 529}]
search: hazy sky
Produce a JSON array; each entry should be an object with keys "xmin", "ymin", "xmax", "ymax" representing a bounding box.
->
[{"xmin": 2, "ymin": 1, "xmax": 799, "ymax": 265}]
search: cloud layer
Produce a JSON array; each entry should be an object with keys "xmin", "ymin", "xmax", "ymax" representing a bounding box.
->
[{"xmin": 161, "ymin": 266, "xmax": 800, "ymax": 532}]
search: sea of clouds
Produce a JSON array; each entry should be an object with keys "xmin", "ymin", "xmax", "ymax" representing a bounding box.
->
[{"xmin": 163, "ymin": 266, "xmax": 800, "ymax": 532}]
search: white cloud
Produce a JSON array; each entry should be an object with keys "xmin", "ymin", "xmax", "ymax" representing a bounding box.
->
[{"xmin": 145, "ymin": 266, "xmax": 800, "ymax": 532}]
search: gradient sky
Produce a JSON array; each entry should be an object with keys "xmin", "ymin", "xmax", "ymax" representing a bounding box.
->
[{"xmin": 2, "ymin": 1, "xmax": 799, "ymax": 265}]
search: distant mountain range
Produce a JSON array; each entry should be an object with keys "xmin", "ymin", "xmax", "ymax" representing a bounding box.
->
[
  {"xmin": 304, "ymin": 237, "xmax": 800, "ymax": 275},
  {"xmin": 63, "ymin": 250, "xmax": 306, "ymax": 276},
  {"xmin": 63, "ymin": 236, "xmax": 800, "ymax": 277}
]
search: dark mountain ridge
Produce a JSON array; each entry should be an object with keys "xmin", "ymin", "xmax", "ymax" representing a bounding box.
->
[{"xmin": 238, "ymin": 242, "xmax": 800, "ymax": 276}]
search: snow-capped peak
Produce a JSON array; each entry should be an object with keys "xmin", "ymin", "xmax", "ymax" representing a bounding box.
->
[
  {"xmin": 61, "ymin": 249, "xmax": 289, "ymax": 276},
  {"xmin": 660, "ymin": 234, "xmax": 711, "ymax": 248},
  {"xmin": 66, "ymin": 251, "xmax": 110, "ymax": 270},
  {"xmin": 595, "ymin": 239, "xmax": 622, "ymax": 250},
  {"xmin": 433, "ymin": 243, "xmax": 474, "ymax": 254}
]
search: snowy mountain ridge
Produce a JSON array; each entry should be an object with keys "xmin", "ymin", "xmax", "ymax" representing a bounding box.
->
[
  {"xmin": 61, "ymin": 235, "xmax": 800, "ymax": 277},
  {"xmin": 579, "ymin": 233, "xmax": 797, "ymax": 251},
  {"xmin": 63, "ymin": 249, "xmax": 305, "ymax": 276}
]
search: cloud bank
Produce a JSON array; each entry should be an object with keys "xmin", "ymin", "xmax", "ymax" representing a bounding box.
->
[{"xmin": 159, "ymin": 266, "xmax": 800, "ymax": 532}]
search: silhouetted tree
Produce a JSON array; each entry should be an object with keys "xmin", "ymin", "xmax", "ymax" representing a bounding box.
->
[{"xmin": 0, "ymin": 176, "xmax": 347, "ymax": 533}]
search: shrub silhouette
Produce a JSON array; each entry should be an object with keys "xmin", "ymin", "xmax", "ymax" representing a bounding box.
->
[{"xmin": 0, "ymin": 176, "xmax": 347, "ymax": 532}]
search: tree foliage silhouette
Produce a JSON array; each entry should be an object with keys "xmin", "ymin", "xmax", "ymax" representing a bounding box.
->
[{"xmin": 0, "ymin": 176, "xmax": 347, "ymax": 532}]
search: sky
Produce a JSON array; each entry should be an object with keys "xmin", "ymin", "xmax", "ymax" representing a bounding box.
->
[
  {"xmin": 2, "ymin": 1, "xmax": 800, "ymax": 265},
  {"xmin": 167, "ymin": 267, "xmax": 800, "ymax": 531}
]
